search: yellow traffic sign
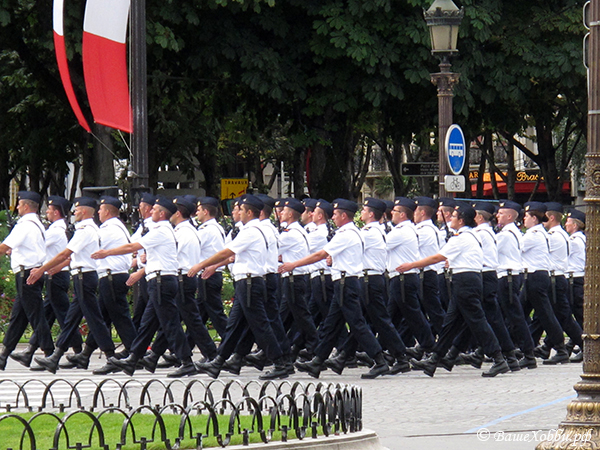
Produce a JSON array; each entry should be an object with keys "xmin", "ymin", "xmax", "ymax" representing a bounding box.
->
[{"xmin": 220, "ymin": 178, "xmax": 249, "ymax": 200}]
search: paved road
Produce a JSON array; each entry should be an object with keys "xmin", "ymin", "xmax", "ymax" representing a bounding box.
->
[{"xmin": 0, "ymin": 346, "xmax": 584, "ymax": 450}]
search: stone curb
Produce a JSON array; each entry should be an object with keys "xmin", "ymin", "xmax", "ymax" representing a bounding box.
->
[{"xmin": 212, "ymin": 429, "xmax": 387, "ymax": 450}]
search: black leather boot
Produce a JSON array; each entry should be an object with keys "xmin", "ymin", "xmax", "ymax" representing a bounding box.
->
[
  {"xmin": 389, "ymin": 354, "xmax": 411, "ymax": 375},
  {"xmin": 482, "ymin": 351, "xmax": 510, "ymax": 377},
  {"xmin": 504, "ymin": 350, "xmax": 521, "ymax": 372},
  {"xmin": 410, "ymin": 352, "xmax": 439, "ymax": 377},
  {"xmin": 543, "ymin": 344, "xmax": 570, "ymax": 365},
  {"xmin": 63, "ymin": 345, "xmax": 94, "ymax": 370},
  {"xmin": 462, "ymin": 347, "xmax": 484, "ymax": 369},
  {"xmin": 534, "ymin": 343, "xmax": 551, "ymax": 359},
  {"xmin": 108, "ymin": 354, "xmax": 139, "ymax": 376},
  {"xmin": 156, "ymin": 352, "xmax": 181, "ymax": 368},
  {"xmin": 195, "ymin": 355, "xmax": 224, "ymax": 379},
  {"xmin": 245, "ymin": 350, "xmax": 268, "ymax": 371},
  {"xmin": 439, "ymin": 346, "xmax": 459, "ymax": 372},
  {"xmin": 356, "ymin": 351, "xmax": 374, "ymax": 367},
  {"xmin": 295, "ymin": 356, "xmax": 323, "ymax": 379},
  {"xmin": 167, "ymin": 357, "xmax": 198, "ymax": 378},
  {"xmin": 34, "ymin": 348, "xmax": 65, "ymax": 374},
  {"xmin": 324, "ymin": 350, "xmax": 347, "ymax": 375},
  {"xmin": 222, "ymin": 353, "xmax": 244, "ymax": 375},
  {"xmin": 9, "ymin": 345, "xmax": 36, "ymax": 368},
  {"xmin": 140, "ymin": 351, "xmax": 161, "ymax": 373},
  {"xmin": 0, "ymin": 347, "xmax": 10, "ymax": 371},
  {"xmin": 405, "ymin": 345, "xmax": 425, "ymax": 361},
  {"xmin": 361, "ymin": 352, "xmax": 389, "ymax": 379},
  {"xmin": 519, "ymin": 350, "xmax": 537, "ymax": 369},
  {"xmin": 259, "ymin": 357, "xmax": 289, "ymax": 380}
]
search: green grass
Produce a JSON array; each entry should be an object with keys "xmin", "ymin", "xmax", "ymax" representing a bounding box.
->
[{"xmin": 0, "ymin": 411, "xmax": 314, "ymax": 450}]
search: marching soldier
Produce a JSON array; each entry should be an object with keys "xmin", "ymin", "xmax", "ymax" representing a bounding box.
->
[
  {"xmin": 495, "ymin": 200, "xmax": 537, "ymax": 369},
  {"xmin": 302, "ymin": 198, "xmax": 318, "ymax": 233},
  {"xmin": 280, "ymin": 199, "xmax": 390, "ymax": 379},
  {"xmin": 195, "ymin": 197, "xmax": 229, "ymax": 338},
  {"xmin": 414, "ymin": 197, "xmax": 446, "ymax": 334},
  {"xmin": 520, "ymin": 202, "xmax": 569, "ymax": 364},
  {"xmin": 190, "ymin": 195, "xmax": 289, "ymax": 380},
  {"xmin": 565, "ymin": 208, "xmax": 586, "ymax": 362},
  {"xmin": 28, "ymin": 197, "xmax": 116, "ymax": 373},
  {"xmin": 400, "ymin": 204, "xmax": 509, "ymax": 378},
  {"xmin": 91, "ymin": 196, "xmax": 197, "ymax": 378},
  {"xmin": 10, "ymin": 195, "xmax": 82, "ymax": 368},
  {"xmin": 0, "ymin": 191, "xmax": 54, "ymax": 369},
  {"xmin": 387, "ymin": 198, "xmax": 436, "ymax": 359}
]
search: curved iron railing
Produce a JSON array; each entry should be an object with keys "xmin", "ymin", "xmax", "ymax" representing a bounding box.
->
[{"xmin": 0, "ymin": 379, "xmax": 362, "ymax": 449}]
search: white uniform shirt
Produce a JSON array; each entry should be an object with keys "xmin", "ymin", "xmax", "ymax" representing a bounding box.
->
[
  {"xmin": 387, "ymin": 220, "xmax": 420, "ymax": 276},
  {"xmin": 197, "ymin": 218, "xmax": 226, "ymax": 272},
  {"xmin": 496, "ymin": 222, "xmax": 523, "ymax": 277},
  {"xmin": 279, "ymin": 221, "xmax": 310, "ymax": 276},
  {"xmin": 45, "ymin": 219, "xmax": 69, "ymax": 271},
  {"xmin": 227, "ymin": 218, "xmax": 268, "ymax": 280},
  {"xmin": 416, "ymin": 219, "xmax": 443, "ymax": 273},
  {"xmin": 174, "ymin": 220, "xmax": 201, "ymax": 273},
  {"xmin": 305, "ymin": 221, "xmax": 317, "ymax": 233},
  {"xmin": 323, "ymin": 221, "xmax": 364, "ymax": 281},
  {"xmin": 139, "ymin": 220, "xmax": 178, "ymax": 279},
  {"xmin": 439, "ymin": 226, "xmax": 483, "ymax": 273},
  {"xmin": 67, "ymin": 218, "xmax": 99, "ymax": 273},
  {"xmin": 130, "ymin": 216, "xmax": 153, "ymax": 268},
  {"xmin": 474, "ymin": 222, "xmax": 498, "ymax": 271},
  {"xmin": 260, "ymin": 218, "xmax": 280, "ymax": 274},
  {"xmin": 361, "ymin": 222, "xmax": 386, "ymax": 275},
  {"xmin": 307, "ymin": 222, "xmax": 329, "ymax": 276},
  {"xmin": 547, "ymin": 225, "xmax": 569, "ymax": 275},
  {"xmin": 522, "ymin": 223, "xmax": 550, "ymax": 273},
  {"xmin": 97, "ymin": 217, "xmax": 131, "ymax": 276},
  {"xmin": 2, "ymin": 213, "xmax": 46, "ymax": 272},
  {"xmin": 568, "ymin": 231, "xmax": 586, "ymax": 277}
]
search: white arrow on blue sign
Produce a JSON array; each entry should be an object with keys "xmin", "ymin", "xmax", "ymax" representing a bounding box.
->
[{"xmin": 445, "ymin": 124, "xmax": 466, "ymax": 176}]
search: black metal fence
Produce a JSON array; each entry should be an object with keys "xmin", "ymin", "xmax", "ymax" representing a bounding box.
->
[{"xmin": 0, "ymin": 379, "xmax": 362, "ymax": 449}]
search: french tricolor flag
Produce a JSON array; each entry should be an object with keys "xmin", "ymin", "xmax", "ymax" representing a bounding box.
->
[
  {"xmin": 82, "ymin": 0, "xmax": 132, "ymax": 133},
  {"xmin": 53, "ymin": 0, "xmax": 91, "ymax": 132}
]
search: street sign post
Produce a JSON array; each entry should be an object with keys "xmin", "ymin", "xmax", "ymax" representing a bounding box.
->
[
  {"xmin": 220, "ymin": 178, "xmax": 249, "ymax": 200},
  {"xmin": 401, "ymin": 162, "xmax": 440, "ymax": 177},
  {"xmin": 446, "ymin": 124, "xmax": 466, "ymax": 176}
]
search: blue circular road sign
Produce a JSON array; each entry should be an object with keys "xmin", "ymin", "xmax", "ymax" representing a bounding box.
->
[{"xmin": 445, "ymin": 124, "xmax": 466, "ymax": 176}]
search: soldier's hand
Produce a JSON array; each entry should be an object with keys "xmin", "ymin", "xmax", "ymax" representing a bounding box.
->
[
  {"xmin": 396, "ymin": 263, "xmax": 412, "ymax": 273},
  {"xmin": 201, "ymin": 266, "xmax": 216, "ymax": 279},
  {"xmin": 278, "ymin": 262, "xmax": 295, "ymax": 274},
  {"xmin": 126, "ymin": 270, "xmax": 144, "ymax": 286},
  {"xmin": 27, "ymin": 267, "xmax": 43, "ymax": 285},
  {"xmin": 47, "ymin": 266, "xmax": 60, "ymax": 276},
  {"xmin": 91, "ymin": 250, "xmax": 109, "ymax": 260},
  {"xmin": 139, "ymin": 253, "xmax": 147, "ymax": 264},
  {"xmin": 325, "ymin": 255, "xmax": 332, "ymax": 266},
  {"xmin": 188, "ymin": 263, "xmax": 203, "ymax": 278}
]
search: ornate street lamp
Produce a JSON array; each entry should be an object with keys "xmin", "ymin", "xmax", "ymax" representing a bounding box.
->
[{"xmin": 424, "ymin": 0, "xmax": 464, "ymax": 197}]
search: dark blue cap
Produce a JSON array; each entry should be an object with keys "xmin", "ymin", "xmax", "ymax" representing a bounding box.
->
[
  {"xmin": 498, "ymin": 200, "xmax": 521, "ymax": 213},
  {"xmin": 18, "ymin": 191, "xmax": 41, "ymax": 204},
  {"xmin": 241, "ymin": 194, "xmax": 264, "ymax": 211},
  {"xmin": 140, "ymin": 192, "xmax": 157, "ymax": 205},
  {"xmin": 155, "ymin": 195, "xmax": 177, "ymax": 214},
  {"xmin": 455, "ymin": 204, "xmax": 476, "ymax": 222},
  {"xmin": 332, "ymin": 198, "xmax": 358, "ymax": 214},
  {"xmin": 545, "ymin": 202, "xmax": 563, "ymax": 214},
  {"xmin": 284, "ymin": 198, "xmax": 305, "ymax": 214},
  {"xmin": 255, "ymin": 194, "xmax": 276, "ymax": 209},
  {"xmin": 439, "ymin": 197, "xmax": 457, "ymax": 208},
  {"xmin": 394, "ymin": 197, "xmax": 416, "ymax": 212},
  {"xmin": 414, "ymin": 196, "xmax": 438, "ymax": 209},
  {"xmin": 100, "ymin": 196, "xmax": 122, "ymax": 210},
  {"xmin": 274, "ymin": 198, "xmax": 284, "ymax": 208},
  {"xmin": 524, "ymin": 201, "xmax": 547, "ymax": 215},
  {"xmin": 182, "ymin": 194, "xmax": 198, "ymax": 206},
  {"xmin": 363, "ymin": 197, "xmax": 386, "ymax": 213},
  {"xmin": 73, "ymin": 197, "xmax": 97, "ymax": 209},
  {"xmin": 567, "ymin": 209, "xmax": 585, "ymax": 224},
  {"xmin": 472, "ymin": 201, "xmax": 495, "ymax": 215},
  {"xmin": 47, "ymin": 196, "xmax": 71, "ymax": 216},
  {"xmin": 315, "ymin": 199, "xmax": 333, "ymax": 218},
  {"xmin": 383, "ymin": 200, "xmax": 394, "ymax": 212},
  {"xmin": 302, "ymin": 198, "xmax": 319, "ymax": 209},
  {"xmin": 233, "ymin": 195, "xmax": 247, "ymax": 207},
  {"xmin": 197, "ymin": 196, "xmax": 220, "ymax": 208},
  {"xmin": 173, "ymin": 196, "xmax": 196, "ymax": 216}
]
